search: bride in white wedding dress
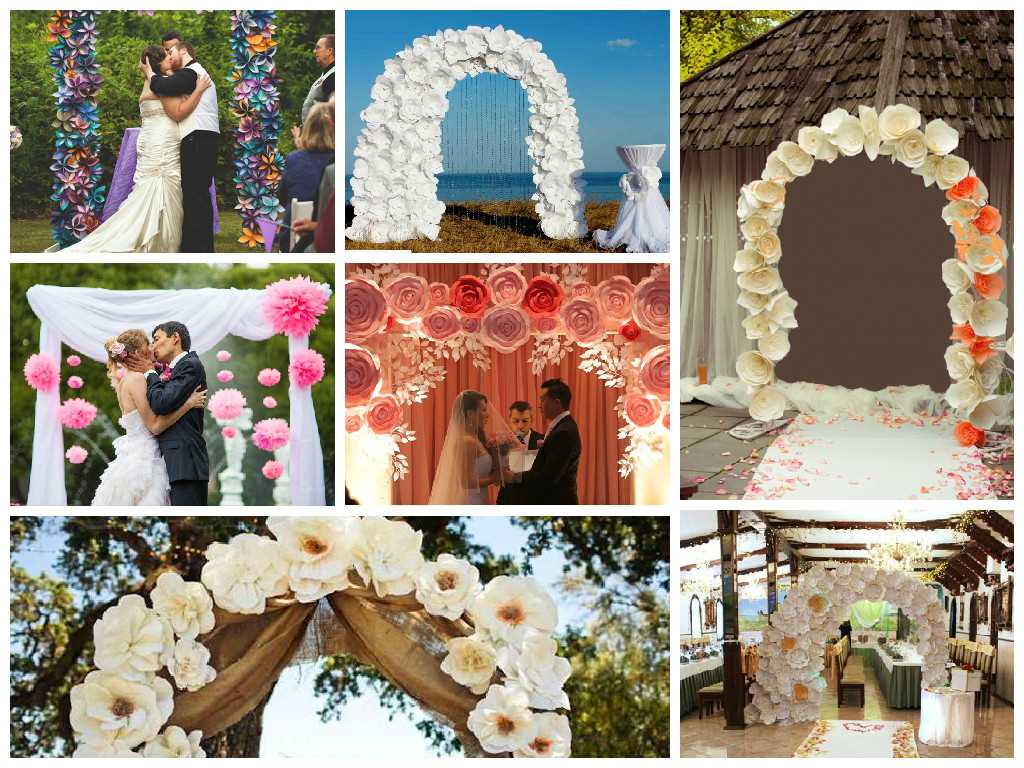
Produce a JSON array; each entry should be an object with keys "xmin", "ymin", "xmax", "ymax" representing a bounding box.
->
[
  {"xmin": 92, "ymin": 328, "xmax": 206, "ymax": 506},
  {"xmin": 54, "ymin": 46, "xmax": 213, "ymax": 253}
]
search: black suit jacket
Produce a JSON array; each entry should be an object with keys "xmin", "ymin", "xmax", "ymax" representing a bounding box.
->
[
  {"xmin": 496, "ymin": 429, "xmax": 544, "ymax": 505},
  {"xmin": 522, "ymin": 415, "xmax": 580, "ymax": 505},
  {"xmin": 149, "ymin": 64, "xmax": 198, "ymax": 97},
  {"xmin": 146, "ymin": 352, "xmax": 209, "ymax": 483}
]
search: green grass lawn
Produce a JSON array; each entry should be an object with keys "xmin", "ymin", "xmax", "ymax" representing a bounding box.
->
[{"xmin": 10, "ymin": 211, "xmax": 284, "ymax": 254}]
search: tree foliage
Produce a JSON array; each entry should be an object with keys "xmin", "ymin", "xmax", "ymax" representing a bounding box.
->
[
  {"xmin": 9, "ymin": 263, "xmax": 335, "ymax": 505},
  {"xmin": 680, "ymin": 10, "xmax": 798, "ymax": 80},
  {"xmin": 10, "ymin": 10, "xmax": 335, "ymax": 216}
]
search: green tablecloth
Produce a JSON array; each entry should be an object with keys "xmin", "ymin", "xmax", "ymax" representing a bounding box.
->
[
  {"xmin": 853, "ymin": 647, "xmax": 921, "ymax": 709},
  {"xmin": 680, "ymin": 663, "xmax": 724, "ymax": 717}
]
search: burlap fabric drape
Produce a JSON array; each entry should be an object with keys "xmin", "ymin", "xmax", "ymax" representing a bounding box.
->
[{"xmin": 168, "ymin": 585, "xmax": 493, "ymax": 756}]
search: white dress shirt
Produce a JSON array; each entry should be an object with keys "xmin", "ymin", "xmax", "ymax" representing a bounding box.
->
[
  {"xmin": 544, "ymin": 410, "xmax": 570, "ymax": 438},
  {"xmin": 146, "ymin": 350, "xmax": 188, "ymax": 379}
]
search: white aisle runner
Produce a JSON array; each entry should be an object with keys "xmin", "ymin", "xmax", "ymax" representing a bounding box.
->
[
  {"xmin": 793, "ymin": 720, "xmax": 919, "ymax": 758},
  {"xmin": 744, "ymin": 413, "xmax": 996, "ymax": 500}
]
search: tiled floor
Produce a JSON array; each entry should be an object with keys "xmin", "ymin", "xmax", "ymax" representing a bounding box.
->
[{"xmin": 681, "ymin": 666, "xmax": 1013, "ymax": 757}]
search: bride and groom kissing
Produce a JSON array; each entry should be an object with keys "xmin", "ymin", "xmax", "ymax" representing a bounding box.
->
[
  {"xmin": 53, "ymin": 32, "xmax": 219, "ymax": 253},
  {"xmin": 92, "ymin": 322, "xmax": 210, "ymax": 507},
  {"xmin": 428, "ymin": 379, "xmax": 581, "ymax": 505}
]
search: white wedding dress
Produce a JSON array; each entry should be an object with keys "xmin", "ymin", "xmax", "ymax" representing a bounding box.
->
[
  {"xmin": 92, "ymin": 410, "xmax": 171, "ymax": 506},
  {"xmin": 58, "ymin": 99, "xmax": 183, "ymax": 253},
  {"xmin": 467, "ymin": 452, "xmax": 492, "ymax": 505}
]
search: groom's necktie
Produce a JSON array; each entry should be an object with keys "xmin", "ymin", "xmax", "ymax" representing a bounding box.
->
[{"xmin": 518, "ymin": 433, "xmax": 527, "ymax": 445}]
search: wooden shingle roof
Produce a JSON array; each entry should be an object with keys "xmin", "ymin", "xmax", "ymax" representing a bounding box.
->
[{"xmin": 680, "ymin": 10, "xmax": 1013, "ymax": 150}]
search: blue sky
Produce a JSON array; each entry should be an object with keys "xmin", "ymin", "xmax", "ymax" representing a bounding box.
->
[
  {"xmin": 344, "ymin": 10, "xmax": 670, "ymax": 174},
  {"xmin": 13, "ymin": 517, "xmax": 593, "ymax": 758}
]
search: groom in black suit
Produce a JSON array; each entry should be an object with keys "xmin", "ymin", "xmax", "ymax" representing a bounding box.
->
[
  {"xmin": 520, "ymin": 379, "xmax": 581, "ymax": 505},
  {"xmin": 127, "ymin": 321, "xmax": 209, "ymax": 505}
]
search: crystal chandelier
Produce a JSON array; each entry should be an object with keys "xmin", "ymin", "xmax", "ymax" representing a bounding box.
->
[{"xmin": 867, "ymin": 514, "xmax": 933, "ymax": 572}]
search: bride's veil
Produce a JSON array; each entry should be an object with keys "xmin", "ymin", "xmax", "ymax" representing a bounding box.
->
[{"xmin": 427, "ymin": 390, "xmax": 523, "ymax": 505}]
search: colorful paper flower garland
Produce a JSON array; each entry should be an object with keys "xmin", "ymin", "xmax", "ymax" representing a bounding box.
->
[
  {"xmin": 733, "ymin": 104, "xmax": 1010, "ymax": 446},
  {"xmin": 47, "ymin": 10, "xmax": 106, "ymax": 248},
  {"xmin": 229, "ymin": 10, "xmax": 286, "ymax": 249}
]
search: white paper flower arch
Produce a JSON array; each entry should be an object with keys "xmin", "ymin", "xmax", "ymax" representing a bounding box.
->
[
  {"xmin": 346, "ymin": 25, "xmax": 588, "ymax": 243},
  {"xmin": 68, "ymin": 517, "xmax": 572, "ymax": 758},
  {"xmin": 733, "ymin": 104, "xmax": 1010, "ymax": 444},
  {"xmin": 746, "ymin": 562, "xmax": 947, "ymax": 725}
]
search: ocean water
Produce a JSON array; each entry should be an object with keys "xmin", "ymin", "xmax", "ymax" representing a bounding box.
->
[{"xmin": 344, "ymin": 171, "xmax": 670, "ymax": 204}]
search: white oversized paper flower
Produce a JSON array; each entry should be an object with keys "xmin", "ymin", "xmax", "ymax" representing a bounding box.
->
[
  {"xmin": 70, "ymin": 671, "xmax": 173, "ymax": 748},
  {"xmin": 764, "ymin": 291, "xmax": 798, "ymax": 331},
  {"xmin": 877, "ymin": 104, "xmax": 921, "ymax": 141},
  {"xmin": 149, "ymin": 572, "xmax": 215, "ymax": 640},
  {"xmin": 468, "ymin": 684, "xmax": 538, "ymax": 754},
  {"xmin": 737, "ymin": 266, "xmax": 781, "ymax": 295},
  {"xmin": 166, "ymin": 638, "xmax": 216, "ymax": 693},
  {"xmin": 268, "ymin": 516, "xmax": 357, "ymax": 602},
  {"xmin": 947, "ymin": 292, "xmax": 974, "ymax": 324},
  {"xmin": 965, "ymin": 241, "xmax": 1005, "ymax": 275},
  {"xmin": 935, "ymin": 154, "xmax": 971, "ymax": 190},
  {"xmin": 941, "ymin": 258, "xmax": 972, "ymax": 294},
  {"xmin": 924, "ymin": 118, "xmax": 959, "ymax": 155},
  {"xmin": 93, "ymin": 594, "xmax": 174, "ymax": 681},
  {"xmin": 513, "ymin": 712, "xmax": 571, "ymax": 758},
  {"xmin": 751, "ymin": 232, "xmax": 782, "ymax": 263},
  {"xmin": 944, "ymin": 344, "xmax": 976, "ymax": 381},
  {"xmin": 200, "ymin": 533, "xmax": 289, "ymax": 615},
  {"xmin": 975, "ymin": 356, "xmax": 1001, "ymax": 394},
  {"xmin": 499, "ymin": 629, "xmax": 571, "ymax": 710},
  {"xmin": 820, "ymin": 108, "xmax": 864, "ymax": 156},
  {"xmin": 758, "ymin": 331, "xmax": 791, "ymax": 362},
  {"xmin": 351, "ymin": 516, "xmax": 425, "ymax": 597},
  {"xmin": 776, "ymin": 141, "xmax": 813, "ymax": 176},
  {"xmin": 912, "ymin": 154, "xmax": 942, "ymax": 187},
  {"xmin": 736, "ymin": 350, "xmax": 774, "ymax": 387},
  {"xmin": 797, "ymin": 126, "xmax": 837, "ymax": 162},
  {"xmin": 891, "ymin": 129, "xmax": 928, "ymax": 168},
  {"xmin": 970, "ymin": 395, "xmax": 1009, "ymax": 431},
  {"xmin": 946, "ymin": 379, "xmax": 985, "ymax": 413},
  {"xmin": 762, "ymin": 151, "xmax": 795, "ymax": 183},
  {"xmin": 969, "ymin": 299, "xmax": 1008, "ymax": 337},
  {"xmin": 738, "ymin": 290, "xmax": 770, "ymax": 314},
  {"xmin": 441, "ymin": 635, "xmax": 497, "ymax": 694},
  {"xmin": 941, "ymin": 199, "xmax": 979, "ymax": 227},
  {"xmin": 141, "ymin": 726, "xmax": 205, "ymax": 758},
  {"xmin": 742, "ymin": 180, "xmax": 785, "ymax": 212},
  {"xmin": 742, "ymin": 313, "xmax": 770, "ymax": 340},
  {"xmin": 471, "ymin": 575, "xmax": 558, "ymax": 646},
  {"xmin": 733, "ymin": 248, "xmax": 764, "ymax": 273},
  {"xmin": 415, "ymin": 553, "xmax": 481, "ymax": 620},
  {"xmin": 857, "ymin": 105, "xmax": 881, "ymax": 160},
  {"xmin": 740, "ymin": 216, "xmax": 770, "ymax": 240},
  {"xmin": 750, "ymin": 386, "xmax": 786, "ymax": 422}
]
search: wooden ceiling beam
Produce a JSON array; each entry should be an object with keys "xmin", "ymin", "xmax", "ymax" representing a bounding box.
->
[
  {"xmin": 964, "ymin": 523, "xmax": 1012, "ymax": 562},
  {"xmin": 680, "ymin": 548, "xmax": 767, "ymax": 572},
  {"xmin": 788, "ymin": 541, "xmax": 963, "ymax": 551},
  {"xmin": 980, "ymin": 511, "xmax": 1013, "ymax": 543},
  {"xmin": 765, "ymin": 518, "xmax": 956, "ymax": 531}
]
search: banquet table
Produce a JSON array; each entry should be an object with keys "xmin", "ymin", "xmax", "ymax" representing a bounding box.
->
[
  {"xmin": 853, "ymin": 646, "xmax": 922, "ymax": 708},
  {"xmin": 680, "ymin": 657, "xmax": 724, "ymax": 716},
  {"xmin": 918, "ymin": 686, "xmax": 974, "ymax": 747}
]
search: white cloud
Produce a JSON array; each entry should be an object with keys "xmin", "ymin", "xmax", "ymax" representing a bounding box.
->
[{"xmin": 607, "ymin": 38, "xmax": 637, "ymax": 49}]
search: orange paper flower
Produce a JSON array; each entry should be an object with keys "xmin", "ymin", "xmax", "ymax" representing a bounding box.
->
[
  {"xmin": 807, "ymin": 594, "xmax": 826, "ymax": 613},
  {"xmin": 950, "ymin": 323, "xmax": 976, "ymax": 344},
  {"xmin": 793, "ymin": 682, "xmax": 809, "ymax": 701},
  {"xmin": 946, "ymin": 175, "xmax": 982, "ymax": 203},
  {"xmin": 781, "ymin": 636, "xmax": 797, "ymax": 652},
  {"xmin": 954, "ymin": 421, "xmax": 986, "ymax": 448},
  {"xmin": 973, "ymin": 205, "xmax": 1002, "ymax": 235},
  {"xmin": 975, "ymin": 272, "xmax": 1004, "ymax": 300},
  {"xmin": 238, "ymin": 228, "xmax": 263, "ymax": 248},
  {"xmin": 969, "ymin": 336, "xmax": 997, "ymax": 365}
]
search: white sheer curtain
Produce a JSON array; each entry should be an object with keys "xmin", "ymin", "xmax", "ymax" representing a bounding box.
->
[
  {"xmin": 25, "ymin": 285, "xmax": 328, "ymax": 506},
  {"xmin": 593, "ymin": 144, "xmax": 670, "ymax": 253}
]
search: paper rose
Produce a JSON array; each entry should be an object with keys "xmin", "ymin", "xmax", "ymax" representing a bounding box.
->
[
  {"xmin": 141, "ymin": 727, "xmax": 205, "ymax": 758},
  {"xmin": 221, "ymin": 426, "xmax": 237, "ymax": 439},
  {"xmin": 955, "ymin": 420, "xmax": 986, "ymax": 447},
  {"xmin": 595, "ymin": 275, "xmax": 635, "ymax": 323},
  {"xmin": 737, "ymin": 266, "xmax": 781, "ymax": 295},
  {"xmin": 450, "ymin": 275, "xmax": 490, "ymax": 318},
  {"xmin": 935, "ymin": 154, "xmax": 971, "ymax": 190},
  {"xmin": 471, "ymin": 575, "xmax": 557, "ymax": 645},
  {"xmin": 427, "ymin": 281, "xmax": 450, "ymax": 307},
  {"xmin": 201, "ymin": 533, "xmax": 289, "ymax": 614},
  {"xmin": 166, "ymin": 638, "xmax": 216, "ymax": 692},
  {"xmin": 560, "ymin": 297, "xmax": 603, "ymax": 344},
  {"xmin": 941, "ymin": 259, "xmax": 971, "ymax": 294},
  {"xmin": 521, "ymin": 274, "xmax": 564, "ymax": 318},
  {"xmin": 486, "ymin": 267, "xmax": 528, "ymax": 305},
  {"xmin": 924, "ymin": 118, "xmax": 959, "ymax": 155},
  {"xmin": 345, "ymin": 346, "xmax": 380, "ymax": 407},
  {"xmin": 383, "ymin": 273, "xmax": 430, "ymax": 322},
  {"xmin": 632, "ymin": 274, "xmax": 670, "ymax": 339},
  {"xmin": 268, "ymin": 517, "xmax": 356, "ymax": 602},
  {"xmin": 421, "ymin": 305, "xmax": 462, "ymax": 341},
  {"xmin": 468, "ymin": 684, "xmax": 537, "ymax": 754},
  {"xmin": 750, "ymin": 386, "xmax": 786, "ymax": 421},
  {"xmin": 216, "ymin": 350, "xmax": 231, "ymax": 362},
  {"xmin": 264, "ymin": 275, "xmax": 329, "ymax": 337},
  {"xmin": 150, "ymin": 571, "xmax": 215, "ymax": 640},
  {"xmin": 948, "ymin": 174, "xmax": 987, "ymax": 203},
  {"xmin": 638, "ymin": 345, "xmax": 670, "ymax": 400},
  {"xmin": 208, "ymin": 388, "xmax": 246, "ymax": 421},
  {"xmin": 262, "ymin": 460, "xmax": 284, "ymax": 480},
  {"xmin": 258, "ymin": 367, "xmax": 282, "ymax": 387},
  {"xmin": 351, "ymin": 517, "xmax": 425, "ymax": 598},
  {"xmin": 758, "ymin": 331, "xmax": 791, "ymax": 362},
  {"xmin": 974, "ymin": 273, "xmax": 1004, "ymax": 300},
  {"xmin": 974, "ymin": 205, "xmax": 1002, "ymax": 235},
  {"xmin": 289, "ymin": 348, "xmax": 326, "ymax": 388},
  {"xmin": 965, "ymin": 239, "xmax": 1005, "ymax": 276},
  {"xmin": 944, "ymin": 344, "xmax": 976, "ymax": 381},
  {"xmin": 570, "ymin": 281, "xmax": 594, "ymax": 298},
  {"xmin": 58, "ymin": 397, "xmax": 97, "ymax": 429},
  {"xmin": 416, "ymin": 554, "xmax": 481, "ymax": 620},
  {"xmin": 498, "ymin": 629, "xmax": 571, "ymax": 710},
  {"xmin": 66, "ymin": 445, "xmax": 88, "ymax": 464},
  {"xmin": 877, "ymin": 104, "xmax": 921, "ymax": 141},
  {"xmin": 820, "ymin": 108, "xmax": 864, "ymax": 156},
  {"xmin": 217, "ymin": 370, "xmax": 234, "ymax": 383},
  {"xmin": 92, "ymin": 594, "xmax": 174, "ymax": 681},
  {"xmin": 624, "ymin": 392, "xmax": 661, "ymax": 429},
  {"xmin": 514, "ymin": 712, "xmax": 572, "ymax": 758},
  {"xmin": 764, "ymin": 291, "xmax": 798, "ymax": 331},
  {"xmin": 24, "ymin": 353, "xmax": 60, "ymax": 392},
  {"xmin": 481, "ymin": 305, "xmax": 532, "ymax": 352},
  {"xmin": 736, "ymin": 350, "xmax": 774, "ymax": 388},
  {"xmin": 70, "ymin": 671, "xmax": 174, "ymax": 749},
  {"xmin": 366, "ymin": 394, "xmax": 403, "ymax": 434},
  {"xmin": 441, "ymin": 635, "xmax": 498, "ymax": 694},
  {"xmin": 969, "ymin": 299, "xmax": 1008, "ymax": 338},
  {"xmin": 775, "ymin": 141, "xmax": 813, "ymax": 176},
  {"xmin": 67, "ymin": 354, "xmax": 81, "ymax": 367},
  {"xmin": 797, "ymin": 126, "xmax": 838, "ymax": 162},
  {"xmin": 252, "ymin": 418, "xmax": 290, "ymax": 451},
  {"xmin": 947, "ymin": 379, "xmax": 985, "ymax": 413},
  {"xmin": 619, "ymin": 319, "xmax": 641, "ymax": 341}
]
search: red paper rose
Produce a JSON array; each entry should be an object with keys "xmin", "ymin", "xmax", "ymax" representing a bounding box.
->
[
  {"xmin": 596, "ymin": 275, "xmax": 635, "ymax": 324},
  {"xmin": 570, "ymin": 281, "xmax": 594, "ymax": 299},
  {"xmin": 480, "ymin": 305, "xmax": 531, "ymax": 353},
  {"xmin": 486, "ymin": 267, "xmax": 528, "ymax": 306},
  {"xmin": 345, "ymin": 279, "xmax": 388, "ymax": 342},
  {"xmin": 461, "ymin": 315, "xmax": 481, "ymax": 334},
  {"xmin": 633, "ymin": 274, "xmax": 670, "ymax": 339},
  {"xmin": 345, "ymin": 345, "xmax": 380, "ymax": 407},
  {"xmin": 450, "ymin": 275, "xmax": 490, "ymax": 318},
  {"xmin": 534, "ymin": 314, "xmax": 563, "ymax": 336},
  {"xmin": 421, "ymin": 306, "xmax": 462, "ymax": 341},
  {"xmin": 639, "ymin": 345, "xmax": 670, "ymax": 400},
  {"xmin": 366, "ymin": 394, "xmax": 403, "ymax": 434},
  {"xmin": 345, "ymin": 413, "xmax": 364, "ymax": 433},
  {"xmin": 522, "ymin": 275, "xmax": 564, "ymax": 318},
  {"xmin": 973, "ymin": 205, "xmax": 1002, "ymax": 236},
  {"xmin": 619, "ymin": 320, "xmax": 641, "ymax": 341},
  {"xmin": 560, "ymin": 298, "xmax": 603, "ymax": 344},
  {"xmin": 624, "ymin": 392, "xmax": 661, "ymax": 429},
  {"xmin": 428, "ymin": 281, "xmax": 450, "ymax": 307},
  {"xmin": 383, "ymin": 273, "xmax": 429, "ymax": 322}
]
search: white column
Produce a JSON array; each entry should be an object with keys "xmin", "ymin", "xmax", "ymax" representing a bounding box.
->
[
  {"xmin": 273, "ymin": 443, "xmax": 291, "ymax": 505},
  {"xmin": 216, "ymin": 407, "xmax": 252, "ymax": 506}
]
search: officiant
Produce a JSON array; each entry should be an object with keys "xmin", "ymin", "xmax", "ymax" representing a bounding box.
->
[
  {"xmin": 496, "ymin": 401, "xmax": 542, "ymax": 505},
  {"xmin": 301, "ymin": 34, "xmax": 335, "ymax": 122}
]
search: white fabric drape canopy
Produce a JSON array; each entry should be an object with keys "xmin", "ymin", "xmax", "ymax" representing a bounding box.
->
[
  {"xmin": 26, "ymin": 285, "xmax": 327, "ymax": 506},
  {"xmin": 594, "ymin": 144, "xmax": 670, "ymax": 253}
]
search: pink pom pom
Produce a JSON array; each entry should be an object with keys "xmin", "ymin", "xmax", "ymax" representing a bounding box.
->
[
  {"xmin": 258, "ymin": 368, "xmax": 281, "ymax": 387},
  {"xmin": 67, "ymin": 375, "xmax": 84, "ymax": 390},
  {"xmin": 263, "ymin": 396, "xmax": 277, "ymax": 408},
  {"xmin": 208, "ymin": 388, "xmax": 247, "ymax": 420},
  {"xmin": 217, "ymin": 370, "xmax": 234, "ymax": 383},
  {"xmin": 221, "ymin": 426, "xmax": 237, "ymax": 439},
  {"xmin": 24, "ymin": 354, "xmax": 60, "ymax": 392},
  {"xmin": 263, "ymin": 275, "xmax": 328, "ymax": 337},
  {"xmin": 66, "ymin": 355, "xmax": 81, "ymax": 367},
  {"xmin": 216, "ymin": 350, "xmax": 231, "ymax": 362},
  {"xmin": 288, "ymin": 348, "xmax": 325, "ymax": 389},
  {"xmin": 252, "ymin": 418, "xmax": 290, "ymax": 451},
  {"xmin": 65, "ymin": 445, "xmax": 88, "ymax": 464},
  {"xmin": 58, "ymin": 398, "xmax": 97, "ymax": 429},
  {"xmin": 262, "ymin": 460, "xmax": 284, "ymax": 480}
]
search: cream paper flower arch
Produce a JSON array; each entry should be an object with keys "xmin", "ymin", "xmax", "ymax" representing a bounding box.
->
[
  {"xmin": 734, "ymin": 104, "xmax": 1010, "ymax": 437},
  {"xmin": 746, "ymin": 562, "xmax": 946, "ymax": 725},
  {"xmin": 68, "ymin": 517, "xmax": 571, "ymax": 758},
  {"xmin": 346, "ymin": 25, "xmax": 587, "ymax": 243}
]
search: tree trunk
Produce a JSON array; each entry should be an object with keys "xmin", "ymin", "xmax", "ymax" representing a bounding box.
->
[{"xmin": 200, "ymin": 682, "xmax": 276, "ymax": 758}]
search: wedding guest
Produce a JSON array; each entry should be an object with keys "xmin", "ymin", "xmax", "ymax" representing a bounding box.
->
[
  {"xmin": 277, "ymin": 102, "xmax": 334, "ymax": 252},
  {"xmin": 297, "ymin": 34, "xmax": 335, "ymax": 128},
  {"xmin": 312, "ymin": 190, "xmax": 334, "ymax": 253},
  {"xmin": 299, "ymin": 95, "xmax": 336, "ymax": 252}
]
